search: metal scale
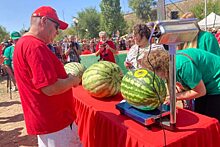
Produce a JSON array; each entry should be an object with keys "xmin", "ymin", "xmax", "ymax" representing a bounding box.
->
[{"xmin": 116, "ymin": 19, "xmax": 199, "ymax": 130}]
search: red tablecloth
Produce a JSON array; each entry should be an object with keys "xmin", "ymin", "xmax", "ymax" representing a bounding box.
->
[{"xmin": 72, "ymin": 86, "xmax": 220, "ymax": 147}]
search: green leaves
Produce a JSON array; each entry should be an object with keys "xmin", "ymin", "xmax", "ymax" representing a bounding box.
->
[
  {"xmin": 77, "ymin": 7, "xmax": 101, "ymax": 39},
  {"xmin": 0, "ymin": 26, "xmax": 9, "ymax": 42},
  {"xmin": 100, "ymin": 0, "xmax": 128, "ymax": 37},
  {"xmin": 128, "ymin": 0, "xmax": 154, "ymax": 22},
  {"xmin": 191, "ymin": 0, "xmax": 220, "ymax": 20}
]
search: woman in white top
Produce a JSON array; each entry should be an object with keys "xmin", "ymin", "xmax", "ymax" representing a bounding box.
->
[{"xmin": 124, "ymin": 23, "xmax": 164, "ymax": 69}]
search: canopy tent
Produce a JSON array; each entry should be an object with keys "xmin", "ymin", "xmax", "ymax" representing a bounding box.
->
[{"xmin": 198, "ymin": 12, "xmax": 220, "ymax": 29}]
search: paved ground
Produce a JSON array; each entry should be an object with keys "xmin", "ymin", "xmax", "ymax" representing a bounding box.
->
[{"xmin": 0, "ymin": 76, "xmax": 37, "ymax": 147}]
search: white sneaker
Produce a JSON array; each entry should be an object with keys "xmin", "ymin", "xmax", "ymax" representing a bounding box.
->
[{"xmin": 11, "ymin": 86, "xmax": 18, "ymax": 92}]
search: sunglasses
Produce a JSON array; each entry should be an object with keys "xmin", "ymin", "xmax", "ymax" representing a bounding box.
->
[
  {"xmin": 33, "ymin": 16, "xmax": 60, "ymax": 30},
  {"xmin": 47, "ymin": 17, "xmax": 60, "ymax": 30}
]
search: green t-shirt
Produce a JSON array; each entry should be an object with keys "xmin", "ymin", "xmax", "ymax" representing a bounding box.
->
[
  {"xmin": 197, "ymin": 31, "xmax": 220, "ymax": 56},
  {"xmin": 3, "ymin": 45, "xmax": 14, "ymax": 68},
  {"xmin": 176, "ymin": 48, "xmax": 220, "ymax": 95}
]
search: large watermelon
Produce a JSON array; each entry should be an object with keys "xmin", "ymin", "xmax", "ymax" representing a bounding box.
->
[
  {"xmin": 64, "ymin": 62, "xmax": 86, "ymax": 78},
  {"xmin": 82, "ymin": 61, "xmax": 123, "ymax": 98},
  {"xmin": 121, "ymin": 68, "xmax": 167, "ymax": 111}
]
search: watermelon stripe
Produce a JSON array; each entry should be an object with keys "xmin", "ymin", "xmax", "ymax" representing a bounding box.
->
[
  {"xmin": 122, "ymin": 75, "xmax": 155, "ymax": 96},
  {"xmin": 121, "ymin": 78, "xmax": 151, "ymax": 97},
  {"xmin": 101, "ymin": 61, "xmax": 114, "ymax": 71},
  {"xmin": 82, "ymin": 61, "xmax": 122, "ymax": 98},
  {"xmin": 121, "ymin": 69, "xmax": 167, "ymax": 110},
  {"xmin": 91, "ymin": 83, "xmax": 110, "ymax": 97},
  {"xmin": 112, "ymin": 81, "xmax": 120, "ymax": 96},
  {"xmin": 106, "ymin": 80, "xmax": 115, "ymax": 97},
  {"xmin": 85, "ymin": 78, "xmax": 111, "ymax": 90},
  {"xmin": 84, "ymin": 67, "xmax": 112, "ymax": 77},
  {"xmin": 84, "ymin": 74, "xmax": 112, "ymax": 81}
]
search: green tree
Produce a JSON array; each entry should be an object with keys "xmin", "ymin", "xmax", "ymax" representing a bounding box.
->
[
  {"xmin": 54, "ymin": 23, "xmax": 78, "ymax": 41},
  {"xmin": 0, "ymin": 25, "xmax": 9, "ymax": 42},
  {"xmin": 66, "ymin": 7, "xmax": 100, "ymax": 38},
  {"xmin": 100, "ymin": 0, "xmax": 128, "ymax": 37},
  {"xmin": 54, "ymin": 30, "xmax": 68, "ymax": 41},
  {"xmin": 76, "ymin": 7, "xmax": 101, "ymax": 39},
  {"xmin": 190, "ymin": 0, "xmax": 220, "ymax": 20},
  {"xmin": 128, "ymin": 0, "xmax": 154, "ymax": 22},
  {"xmin": 54, "ymin": 8, "xmax": 100, "ymax": 41}
]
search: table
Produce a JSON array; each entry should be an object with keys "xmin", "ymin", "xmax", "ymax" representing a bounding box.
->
[{"xmin": 72, "ymin": 86, "xmax": 220, "ymax": 147}]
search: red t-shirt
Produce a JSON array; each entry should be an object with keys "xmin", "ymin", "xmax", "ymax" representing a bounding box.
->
[
  {"xmin": 81, "ymin": 49, "xmax": 92, "ymax": 55},
  {"xmin": 13, "ymin": 35, "xmax": 75, "ymax": 135},
  {"xmin": 96, "ymin": 40, "xmax": 116, "ymax": 63},
  {"xmin": 0, "ymin": 46, "xmax": 2, "ymax": 55},
  {"xmin": 215, "ymin": 32, "xmax": 220, "ymax": 44}
]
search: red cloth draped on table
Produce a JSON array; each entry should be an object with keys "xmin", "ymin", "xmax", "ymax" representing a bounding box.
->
[{"xmin": 72, "ymin": 86, "xmax": 220, "ymax": 147}]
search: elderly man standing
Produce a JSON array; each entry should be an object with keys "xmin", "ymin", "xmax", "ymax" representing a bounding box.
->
[
  {"xmin": 95, "ymin": 31, "xmax": 116, "ymax": 63},
  {"xmin": 13, "ymin": 6, "xmax": 82, "ymax": 147}
]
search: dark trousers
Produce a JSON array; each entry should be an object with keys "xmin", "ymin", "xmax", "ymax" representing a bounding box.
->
[{"xmin": 195, "ymin": 94, "xmax": 220, "ymax": 122}]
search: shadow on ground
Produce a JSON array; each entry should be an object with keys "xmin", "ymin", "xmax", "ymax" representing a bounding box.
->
[
  {"xmin": 0, "ymin": 77, "xmax": 37, "ymax": 147},
  {"xmin": 0, "ymin": 128, "xmax": 37, "ymax": 147},
  {"xmin": 0, "ymin": 101, "xmax": 21, "ymax": 107}
]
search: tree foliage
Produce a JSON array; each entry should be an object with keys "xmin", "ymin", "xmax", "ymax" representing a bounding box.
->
[
  {"xmin": 54, "ymin": 30, "xmax": 68, "ymax": 42},
  {"xmin": 128, "ymin": 0, "xmax": 154, "ymax": 22},
  {"xmin": 100, "ymin": 0, "xmax": 128, "ymax": 37},
  {"xmin": 0, "ymin": 25, "xmax": 9, "ymax": 42},
  {"xmin": 77, "ymin": 7, "xmax": 101, "ymax": 39},
  {"xmin": 55, "ymin": 7, "xmax": 100, "ymax": 40},
  {"xmin": 190, "ymin": 0, "xmax": 220, "ymax": 20}
]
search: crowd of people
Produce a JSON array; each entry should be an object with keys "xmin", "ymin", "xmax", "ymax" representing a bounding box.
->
[
  {"xmin": 0, "ymin": 5, "xmax": 220, "ymax": 147},
  {"xmin": 24, "ymin": 30, "xmax": 135, "ymax": 65}
]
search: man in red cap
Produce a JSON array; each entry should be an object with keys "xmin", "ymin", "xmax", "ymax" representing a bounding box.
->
[{"xmin": 13, "ymin": 6, "xmax": 82, "ymax": 147}]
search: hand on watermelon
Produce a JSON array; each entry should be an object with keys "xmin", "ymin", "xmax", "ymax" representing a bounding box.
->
[
  {"xmin": 68, "ymin": 73, "xmax": 81, "ymax": 87},
  {"xmin": 124, "ymin": 61, "xmax": 134, "ymax": 69},
  {"xmin": 163, "ymin": 97, "xmax": 170, "ymax": 105}
]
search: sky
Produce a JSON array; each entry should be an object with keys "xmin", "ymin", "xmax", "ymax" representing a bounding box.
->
[{"xmin": 0, "ymin": 0, "xmax": 132, "ymax": 33}]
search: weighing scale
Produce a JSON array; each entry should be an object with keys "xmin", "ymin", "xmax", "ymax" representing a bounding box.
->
[
  {"xmin": 116, "ymin": 19, "xmax": 199, "ymax": 130},
  {"xmin": 116, "ymin": 100, "xmax": 170, "ymax": 126}
]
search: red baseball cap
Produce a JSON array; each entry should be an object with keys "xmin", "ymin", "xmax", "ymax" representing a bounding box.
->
[{"xmin": 32, "ymin": 6, "xmax": 68, "ymax": 30}]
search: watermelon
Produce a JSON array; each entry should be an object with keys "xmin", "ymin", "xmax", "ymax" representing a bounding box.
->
[
  {"xmin": 82, "ymin": 61, "xmax": 123, "ymax": 98},
  {"xmin": 121, "ymin": 68, "xmax": 167, "ymax": 111},
  {"xmin": 64, "ymin": 62, "xmax": 86, "ymax": 78}
]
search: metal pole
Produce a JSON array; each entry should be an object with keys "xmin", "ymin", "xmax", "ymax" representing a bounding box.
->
[
  {"xmin": 73, "ymin": 17, "xmax": 79, "ymax": 40},
  {"xmin": 168, "ymin": 44, "xmax": 176, "ymax": 126},
  {"xmin": 205, "ymin": 0, "xmax": 207, "ymax": 31},
  {"xmin": 157, "ymin": 0, "xmax": 166, "ymax": 20}
]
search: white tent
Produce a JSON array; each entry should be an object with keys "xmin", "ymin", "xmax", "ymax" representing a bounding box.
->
[{"xmin": 198, "ymin": 12, "xmax": 220, "ymax": 28}]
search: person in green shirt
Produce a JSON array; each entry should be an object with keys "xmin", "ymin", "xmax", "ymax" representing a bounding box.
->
[
  {"xmin": 141, "ymin": 48, "xmax": 220, "ymax": 121},
  {"xmin": 180, "ymin": 12, "xmax": 220, "ymax": 56},
  {"xmin": 196, "ymin": 31, "xmax": 220, "ymax": 55},
  {"xmin": 3, "ymin": 31, "xmax": 21, "ymax": 91}
]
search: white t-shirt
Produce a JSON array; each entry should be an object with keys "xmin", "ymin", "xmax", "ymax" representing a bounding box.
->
[{"xmin": 125, "ymin": 44, "xmax": 165, "ymax": 69}]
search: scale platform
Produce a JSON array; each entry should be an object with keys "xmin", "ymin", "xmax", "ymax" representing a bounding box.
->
[{"xmin": 116, "ymin": 101, "xmax": 170, "ymax": 126}]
